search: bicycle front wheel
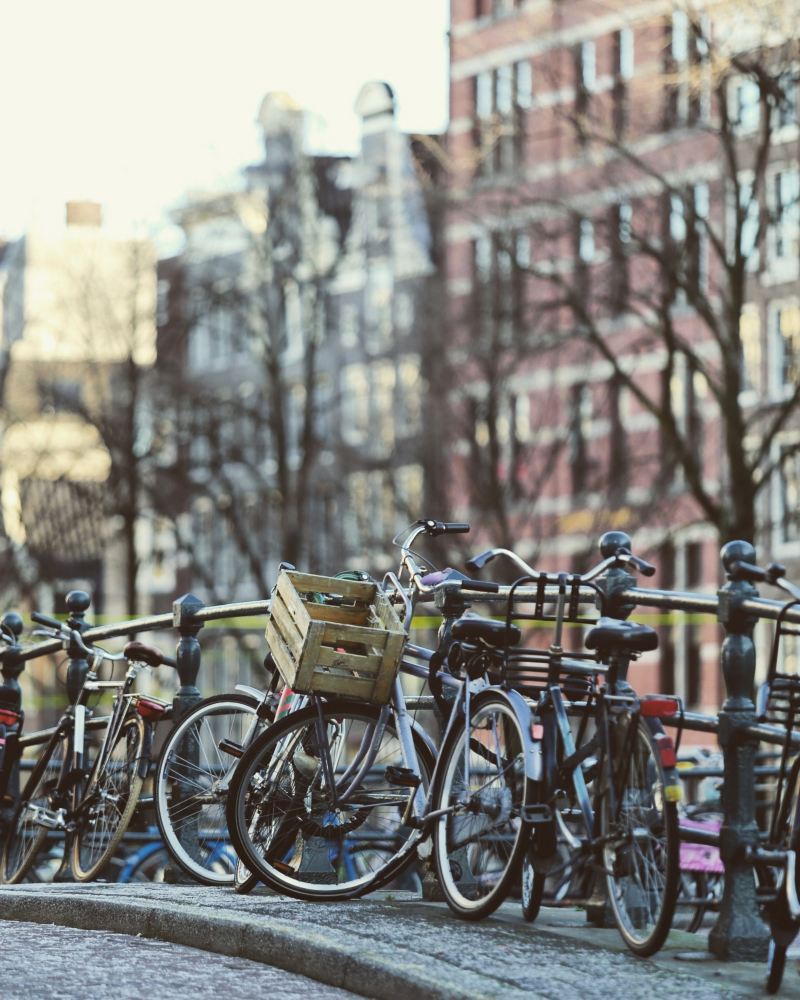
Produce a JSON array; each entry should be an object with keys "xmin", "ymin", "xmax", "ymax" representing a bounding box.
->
[
  {"xmin": 72, "ymin": 715, "xmax": 146, "ymax": 881},
  {"xmin": 228, "ymin": 699, "xmax": 431, "ymax": 901},
  {"xmin": 155, "ymin": 693, "xmax": 263, "ymax": 886},
  {"xmin": 1, "ymin": 732, "xmax": 69, "ymax": 884},
  {"xmin": 432, "ymin": 691, "xmax": 535, "ymax": 920},
  {"xmin": 601, "ymin": 717, "xmax": 679, "ymax": 957}
]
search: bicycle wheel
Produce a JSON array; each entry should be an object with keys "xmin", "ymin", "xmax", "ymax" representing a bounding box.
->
[
  {"xmin": 233, "ymin": 857, "xmax": 259, "ymax": 895},
  {"xmin": 601, "ymin": 716, "xmax": 679, "ymax": 957},
  {"xmin": 71, "ymin": 715, "xmax": 146, "ymax": 881},
  {"xmin": 765, "ymin": 760, "xmax": 800, "ymax": 993},
  {"xmin": 1, "ymin": 732, "xmax": 69, "ymax": 884},
  {"xmin": 155, "ymin": 693, "xmax": 262, "ymax": 886},
  {"xmin": 227, "ymin": 699, "xmax": 432, "ymax": 901},
  {"xmin": 520, "ymin": 843, "xmax": 545, "ymax": 921},
  {"xmin": 432, "ymin": 691, "xmax": 535, "ymax": 920}
]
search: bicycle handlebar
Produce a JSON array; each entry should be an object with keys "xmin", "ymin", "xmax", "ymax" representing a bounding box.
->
[
  {"xmin": 466, "ymin": 545, "xmax": 656, "ymax": 582},
  {"xmin": 729, "ymin": 559, "xmax": 800, "ymax": 602},
  {"xmin": 30, "ymin": 611, "xmax": 63, "ymax": 631}
]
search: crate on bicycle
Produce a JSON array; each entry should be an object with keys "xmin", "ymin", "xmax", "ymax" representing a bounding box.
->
[{"xmin": 265, "ymin": 570, "xmax": 406, "ymax": 704}]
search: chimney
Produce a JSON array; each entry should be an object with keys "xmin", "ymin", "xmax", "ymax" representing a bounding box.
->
[{"xmin": 66, "ymin": 201, "xmax": 102, "ymax": 227}]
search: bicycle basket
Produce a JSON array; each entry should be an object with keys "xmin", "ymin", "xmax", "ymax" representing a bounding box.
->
[{"xmin": 265, "ymin": 570, "xmax": 406, "ymax": 705}]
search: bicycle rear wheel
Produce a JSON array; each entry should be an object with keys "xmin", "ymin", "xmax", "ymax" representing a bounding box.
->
[
  {"xmin": 72, "ymin": 715, "xmax": 146, "ymax": 881},
  {"xmin": 1, "ymin": 732, "xmax": 69, "ymax": 884},
  {"xmin": 601, "ymin": 716, "xmax": 679, "ymax": 957},
  {"xmin": 155, "ymin": 693, "xmax": 262, "ymax": 886},
  {"xmin": 227, "ymin": 699, "xmax": 431, "ymax": 901},
  {"xmin": 432, "ymin": 691, "xmax": 535, "ymax": 919}
]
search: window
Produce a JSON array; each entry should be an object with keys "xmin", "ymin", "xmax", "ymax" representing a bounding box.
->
[
  {"xmin": 736, "ymin": 176, "xmax": 761, "ymax": 271},
  {"xmin": 732, "ymin": 77, "xmax": 761, "ymax": 133},
  {"xmin": 777, "ymin": 447, "xmax": 800, "ymax": 544},
  {"xmin": 339, "ymin": 301, "xmax": 359, "ymax": 348},
  {"xmin": 283, "ymin": 280, "xmax": 303, "ymax": 358},
  {"xmin": 515, "ymin": 60, "xmax": 533, "ymax": 110},
  {"xmin": 575, "ymin": 217, "xmax": 593, "ymax": 296},
  {"xmin": 613, "ymin": 29, "xmax": 633, "ymax": 135},
  {"xmin": 616, "ymin": 28, "xmax": 634, "ymax": 81},
  {"xmin": 578, "ymin": 41, "xmax": 596, "ymax": 92},
  {"xmin": 341, "ymin": 365, "xmax": 370, "ymax": 443},
  {"xmin": 665, "ymin": 12, "xmax": 708, "ymax": 127},
  {"xmin": 372, "ymin": 361, "xmax": 396, "ymax": 453},
  {"xmin": 578, "ymin": 218, "xmax": 594, "ymax": 260},
  {"xmin": 772, "ymin": 168, "xmax": 800, "ymax": 262},
  {"xmin": 739, "ymin": 304, "xmax": 761, "ymax": 393},
  {"xmin": 365, "ymin": 262, "xmax": 393, "ymax": 349},
  {"xmin": 473, "ymin": 64, "xmax": 524, "ymax": 175},
  {"xmin": 608, "ymin": 373, "xmax": 628, "ymax": 495},
  {"xmin": 397, "ymin": 357, "xmax": 421, "ymax": 434},
  {"xmin": 610, "ymin": 203, "xmax": 632, "ymax": 313},
  {"xmin": 669, "ymin": 185, "xmax": 708, "ymax": 294},
  {"xmin": 771, "ymin": 302, "xmax": 800, "ymax": 392},
  {"xmin": 776, "ymin": 72, "xmax": 799, "ymax": 129}
]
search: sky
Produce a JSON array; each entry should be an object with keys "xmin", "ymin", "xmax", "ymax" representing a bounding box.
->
[{"xmin": 0, "ymin": 0, "xmax": 450, "ymax": 243}]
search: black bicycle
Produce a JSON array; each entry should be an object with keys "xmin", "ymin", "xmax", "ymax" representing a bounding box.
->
[{"xmin": 0, "ymin": 614, "xmax": 173, "ymax": 883}]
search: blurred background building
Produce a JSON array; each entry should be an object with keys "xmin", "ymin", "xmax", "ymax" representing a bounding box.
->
[{"xmin": 0, "ymin": 1, "xmax": 798, "ymax": 720}]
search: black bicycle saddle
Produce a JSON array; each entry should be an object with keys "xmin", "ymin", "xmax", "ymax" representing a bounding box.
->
[{"xmin": 584, "ymin": 617, "xmax": 658, "ymax": 655}]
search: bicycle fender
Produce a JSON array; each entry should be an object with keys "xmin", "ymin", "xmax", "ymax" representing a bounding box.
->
[
  {"xmin": 139, "ymin": 721, "xmax": 154, "ymax": 779},
  {"xmin": 234, "ymin": 684, "xmax": 265, "ymax": 703},
  {"xmin": 500, "ymin": 688, "xmax": 542, "ymax": 783},
  {"xmin": 409, "ymin": 716, "xmax": 437, "ymax": 760}
]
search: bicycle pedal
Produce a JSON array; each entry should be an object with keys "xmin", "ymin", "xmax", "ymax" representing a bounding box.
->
[
  {"xmin": 521, "ymin": 803, "xmax": 552, "ymax": 824},
  {"xmin": 218, "ymin": 738, "xmax": 243, "ymax": 759},
  {"xmin": 384, "ymin": 766, "xmax": 421, "ymax": 788}
]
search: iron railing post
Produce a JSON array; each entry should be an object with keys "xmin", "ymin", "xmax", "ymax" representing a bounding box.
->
[
  {"xmin": 164, "ymin": 592, "xmax": 204, "ymax": 883},
  {"xmin": 54, "ymin": 590, "xmax": 91, "ymax": 882},
  {"xmin": 708, "ymin": 540, "xmax": 770, "ymax": 961}
]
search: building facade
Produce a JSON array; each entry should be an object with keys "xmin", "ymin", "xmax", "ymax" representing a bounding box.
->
[{"xmin": 446, "ymin": 0, "xmax": 800, "ymax": 711}]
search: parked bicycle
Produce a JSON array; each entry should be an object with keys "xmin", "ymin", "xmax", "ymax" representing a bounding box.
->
[
  {"xmin": 0, "ymin": 614, "xmax": 173, "ymax": 883},
  {"xmin": 453, "ymin": 541, "xmax": 682, "ymax": 954}
]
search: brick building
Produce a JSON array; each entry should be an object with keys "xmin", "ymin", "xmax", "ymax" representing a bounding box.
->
[{"xmin": 445, "ymin": 0, "xmax": 800, "ymax": 711}]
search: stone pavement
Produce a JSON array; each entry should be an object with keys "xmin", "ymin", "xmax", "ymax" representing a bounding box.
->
[
  {"xmin": 0, "ymin": 883, "xmax": 794, "ymax": 999},
  {"xmin": 0, "ymin": 920, "xmax": 357, "ymax": 999}
]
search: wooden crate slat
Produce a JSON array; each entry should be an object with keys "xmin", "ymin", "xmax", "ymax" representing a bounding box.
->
[
  {"xmin": 276, "ymin": 573, "xmax": 312, "ymax": 634},
  {"xmin": 306, "ymin": 603, "xmax": 371, "ymax": 626},
  {"xmin": 271, "ymin": 599, "xmax": 307, "ymax": 663},
  {"xmin": 320, "ymin": 622, "xmax": 390, "ymax": 649},
  {"xmin": 287, "ymin": 572, "xmax": 376, "ymax": 603},
  {"xmin": 294, "ymin": 621, "xmax": 326, "ymax": 692},
  {"xmin": 266, "ymin": 620, "xmax": 300, "ymax": 689},
  {"xmin": 316, "ymin": 645, "xmax": 383, "ymax": 675}
]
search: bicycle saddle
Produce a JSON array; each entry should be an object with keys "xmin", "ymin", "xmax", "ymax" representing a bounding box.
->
[
  {"xmin": 451, "ymin": 615, "xmax": 521, "ymax": 648},
  {"xmin": 124, "ymin": 640, "xmax": 168, "ymax": 667},
  {"xmin": 584, "ymin": 617, "xmax": 658, "ymax": 655}
]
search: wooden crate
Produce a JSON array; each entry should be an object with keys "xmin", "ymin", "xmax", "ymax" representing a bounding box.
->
[{"xmin": 265, "ymin": 571, "xmax": 406, "ymax": 704}]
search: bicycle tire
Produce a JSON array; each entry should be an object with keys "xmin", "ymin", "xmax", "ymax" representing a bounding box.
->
[
  {"xmin": 765, "ymin": 759, "xmax": 800, "ymax": 993},
  {"xmin": 601, "ymin": 716, "xmax": 679, "ymax": 957},
  {"xmin": 227, "ymin": 699, "xmax": 432, "ymax": 901},
  {"xmin": 1, "ymin": 731, "xmax": 69, "ymax": 884},
  {"xmin": 432, "ymin": 690, "xmax": 535, "ymax": 920},
  {"xmin": 520, "ymin": 843, "xmax": 545, "ymax": 921},
  {"xmin": 71, "ymin": 714, "xmax": 146, "ymax": 881},
  {"xmin": 233, "ymin": 857, "xmax": 259, "ymax": 895},
  {"xmin": 155, "ymin": 693, "xmax": 262, "ymax": 886}
]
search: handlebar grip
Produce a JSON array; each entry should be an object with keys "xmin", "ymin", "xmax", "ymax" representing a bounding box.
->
[
  {"xmin": 729, "ymin": 560, "xmax": 767, "ymax": 582},
  {"xmin": 460, "ymin": 578, "xmax": 500, "ymax": 594},
  {"xmin": 30, "ymin": 611, "xmax": 64, "ymax": 631},
  {"xmin": 632, "ymin": 556, "xmax": 656, "ymax": 577},
  {"xmin": 465, "ymin": 550, "xmax": 495, "ymax": 572},
  {"xmin": 423, "ymin": 520, "xmax": 470, "ymax": 537}
]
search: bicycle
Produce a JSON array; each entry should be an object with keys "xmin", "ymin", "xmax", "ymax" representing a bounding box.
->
[
  {"xmin": 225, "ymin": 519, "xmax": 534, "ymax": 905},
  {"xmin": 0, "ymin": 614, "xmax": 174, "ymax": 883},
  {"xmin": 463, "ymin": 541, "xmax": 682, "ymax": 955},
  {"xmin": 154, "ymin": 570, "xmax": 372, "ymax": 888}
]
